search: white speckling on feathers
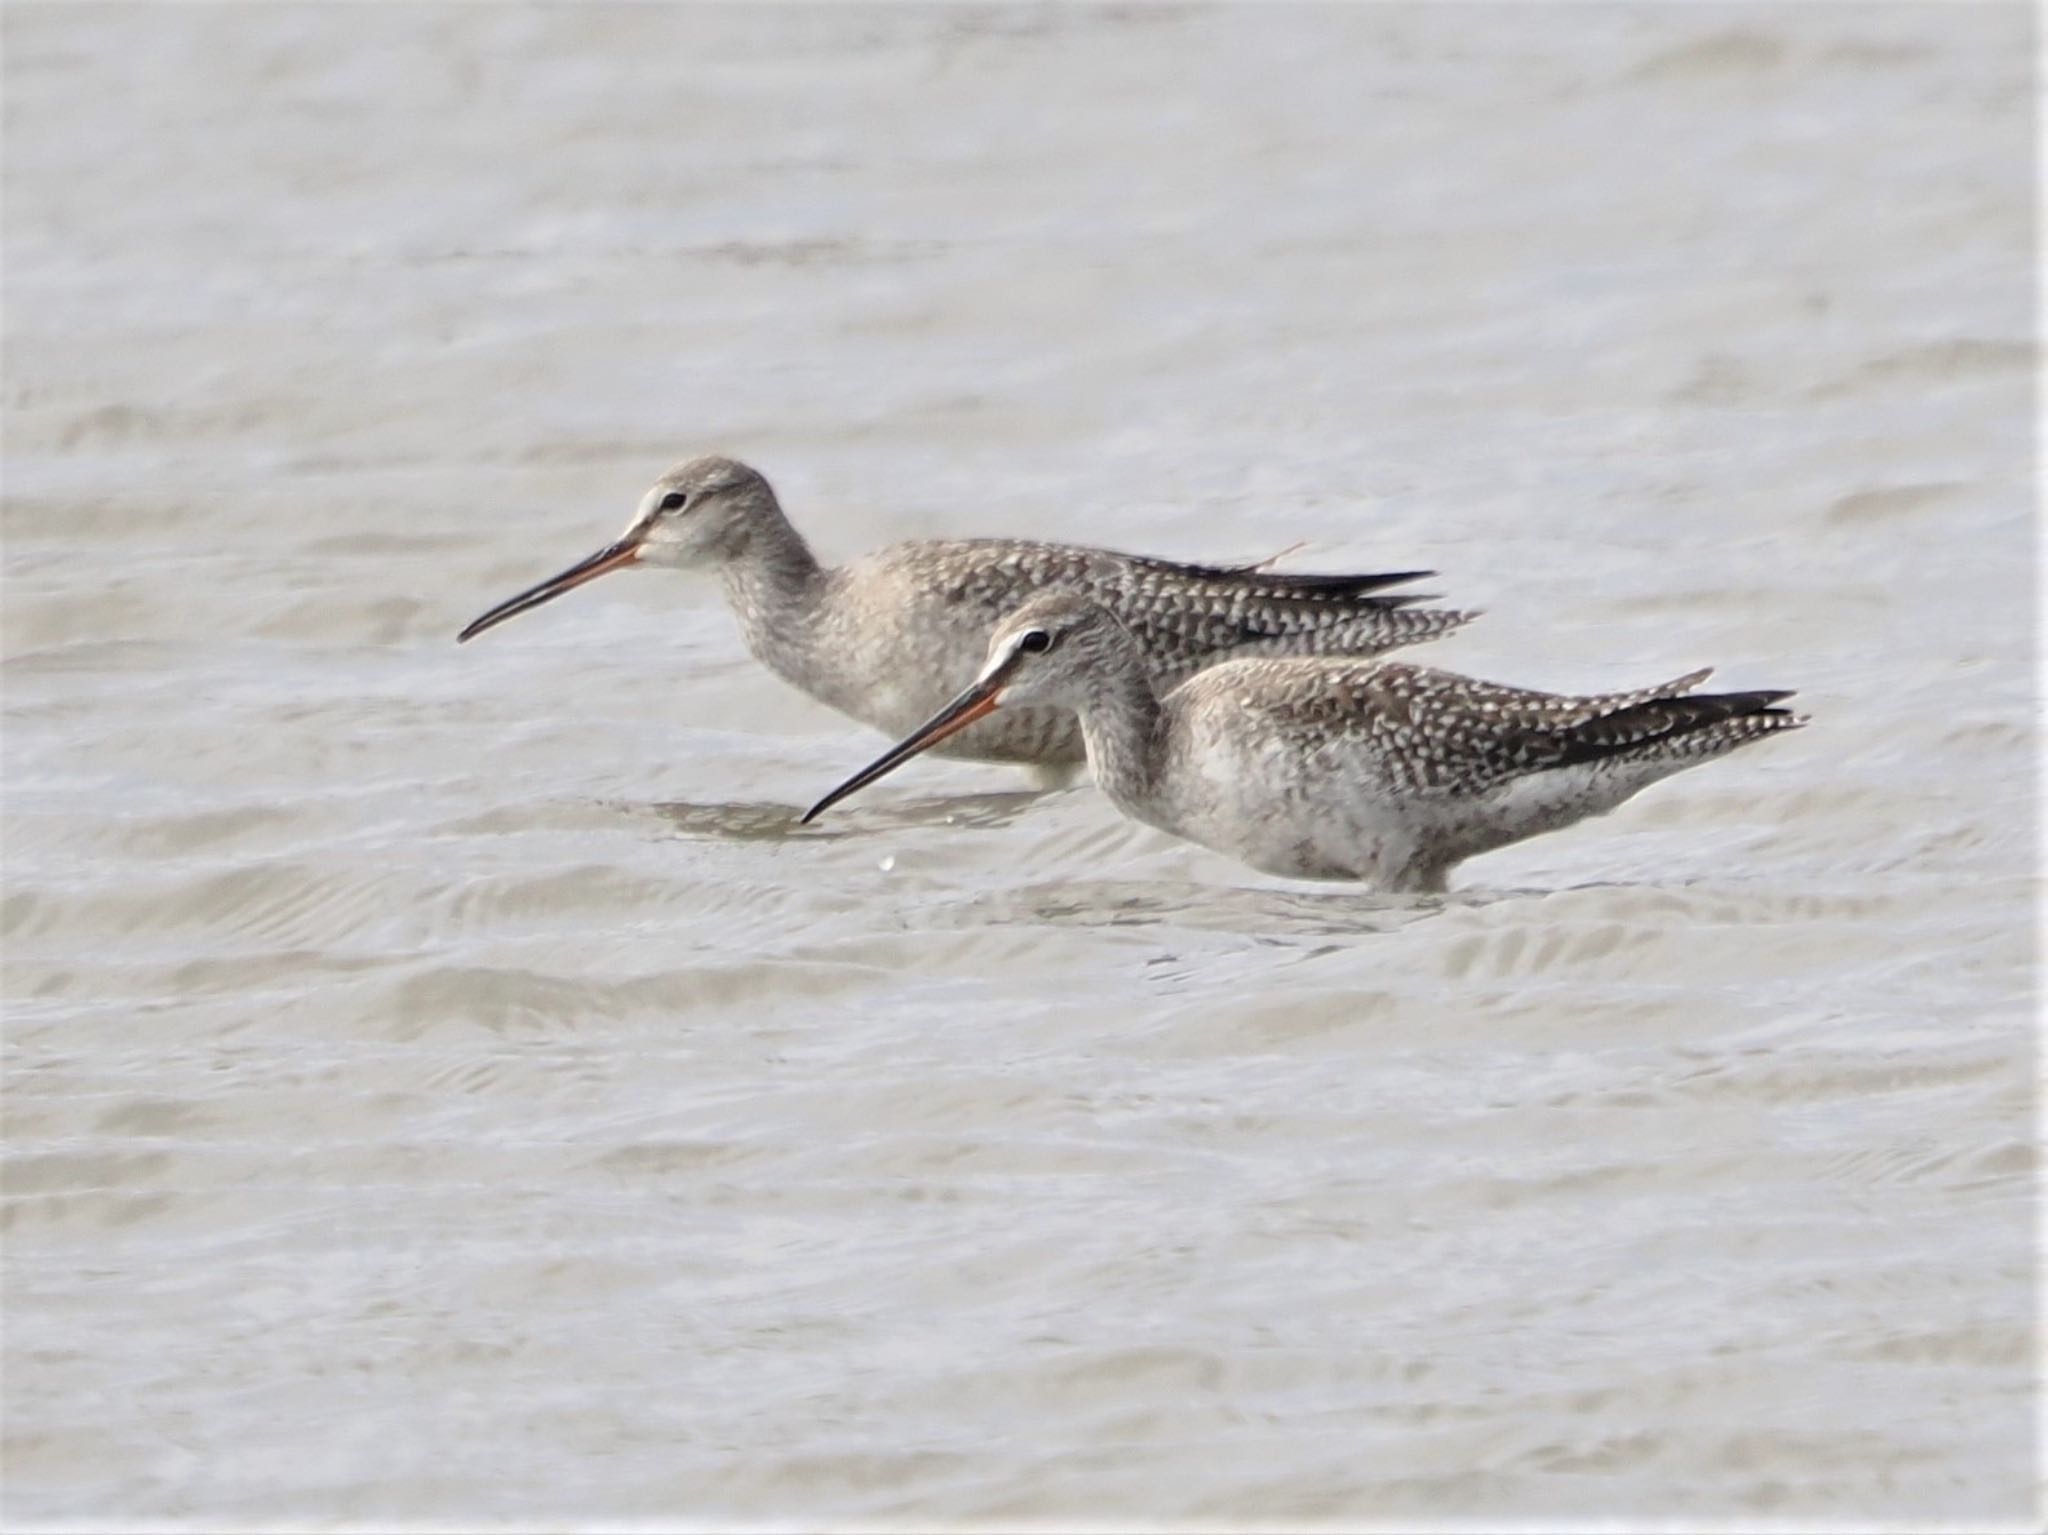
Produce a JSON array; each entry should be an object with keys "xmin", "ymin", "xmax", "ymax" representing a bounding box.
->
[
  {"xmin": 700, "ymin": 465, "xmax": 1474, "ymax": 768},
  {"xmin": 894, "ymin": 594, "xmax": 1807, "ymax": 891}
]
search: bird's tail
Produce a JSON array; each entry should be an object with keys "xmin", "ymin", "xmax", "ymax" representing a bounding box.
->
[{"xmin": 1548, "ymin": 687, "xmax": 1807, "ymax": 770}]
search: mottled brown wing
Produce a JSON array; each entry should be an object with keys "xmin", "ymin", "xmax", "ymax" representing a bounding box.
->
[
  {"xmin": 1225, "ymin": 660, "xmax": 1790, "ymax": 794},
  {"xmin": 1067, "ymin": 547, "xmax": 1468, "ymax": 668}
]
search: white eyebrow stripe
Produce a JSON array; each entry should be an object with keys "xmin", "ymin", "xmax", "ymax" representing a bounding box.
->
[{"xmin": 974, "ymin": 635, "xmax": 1031, "ymax": 685}]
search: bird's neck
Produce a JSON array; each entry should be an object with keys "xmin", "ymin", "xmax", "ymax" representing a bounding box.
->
[
  {"xmin": 1075, "ymin": 666, "xmax": 1168, "ymax": 809},
  {"xmin": 718, "ymin": 503, "xmax": 828, "ymax": 670}
]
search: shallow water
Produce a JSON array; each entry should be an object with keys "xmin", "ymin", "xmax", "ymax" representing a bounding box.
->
[{"xmin": 2, "ymin": 3, "xmax": 2035, "ymax": 1526}]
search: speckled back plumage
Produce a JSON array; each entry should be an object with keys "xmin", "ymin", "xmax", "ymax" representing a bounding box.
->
[
  {"xmin": 733, "ymin": 524, "xmax": 1475, "ymax": 771},
  {"xmin": 1120, "ymin": 651, "xmax": 1806, "ymax": 888},
  {"xmin": 895, "ymin": 539, "xmax": 1463, "ymax": 668},
  {"xmin": 1179, "ymin": 659, "xmax": 1798, "ymax": 794}
]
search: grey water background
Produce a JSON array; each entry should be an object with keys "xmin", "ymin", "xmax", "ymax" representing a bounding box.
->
[{"xmin": 2, "ymin": 3, "xmax": 2036, "ymax": 1526}]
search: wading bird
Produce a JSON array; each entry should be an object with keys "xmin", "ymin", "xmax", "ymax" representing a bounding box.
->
[
  {"xmin": 458, "ymin": 457, "xmax": 1475, "ymax": 784},
  {"xmin": 803, "ymin": 593, "xmax": 1804, "ymax": 892}
]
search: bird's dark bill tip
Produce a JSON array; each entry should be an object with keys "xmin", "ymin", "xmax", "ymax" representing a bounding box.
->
[
  {"xmin": 797, "ymin": 686, "xmax": 1006, "ymax": 826},
  {"xmin": 453, "ymin": 538, "xmax": 642, "ymax": 645}
]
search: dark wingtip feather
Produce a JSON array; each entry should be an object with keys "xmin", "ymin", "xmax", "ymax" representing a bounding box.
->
[
  {"xmin": 1696, "ymin": 689, "xmax": 1797, "ymax": 716},
  {"xmin": 1549, "ymin": 687, "xmax": 1803, "ymax": 768},
  {"xmin": 1135, "ymin": 553, "xmax": 1436, "ymax": 598},
  {"xmin": 1253, "ymin": 567, "xmax": 1437, "ymax": 595}
]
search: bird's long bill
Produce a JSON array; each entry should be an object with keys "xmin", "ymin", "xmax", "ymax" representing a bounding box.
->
[
  {"xmin": 456, "ymin": 536, "xmax": 641, "ymax": 643},
  {"xmin": 800, "ymin": 675, "xmax": 1009, "ymax": 824}
]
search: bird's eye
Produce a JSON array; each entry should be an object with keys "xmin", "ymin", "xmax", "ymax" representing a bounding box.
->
[
  {"xmin": 658, "ymin": 491, "xmax": 689, "ymax": 513},
  {"xmin": 1018, "ymin": 629, "xmax": 1052, "ymax": 655}
]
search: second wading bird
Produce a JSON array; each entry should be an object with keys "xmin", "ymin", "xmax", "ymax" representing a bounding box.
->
[
  {"xmin": 803, "ymin": 594, "xmax": 1806, "ymax": 893},
  {"xmin": 457, "ymin": 456, "xmax": 1475, "ymax": 784}
]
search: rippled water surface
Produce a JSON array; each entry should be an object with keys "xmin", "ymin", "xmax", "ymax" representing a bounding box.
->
[{"xmin": 3, "ymin": 4, "xmax": 2035, "ymax": 1526}]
